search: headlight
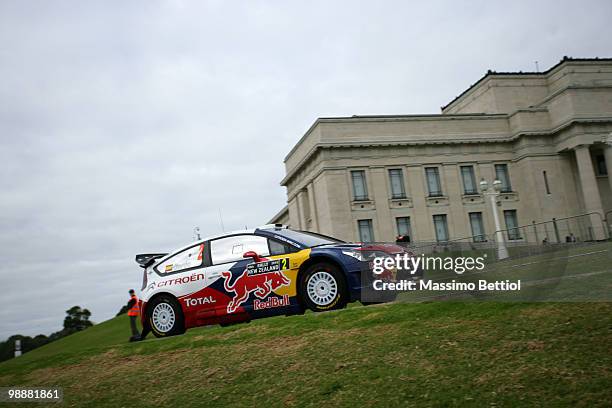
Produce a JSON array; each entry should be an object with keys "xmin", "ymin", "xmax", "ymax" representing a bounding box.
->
[
  {"xmin": 342, "ymin": 250, "xmax": 365, "ymax": 261},
  {"xmin": 342, "ymin": 250, "xmax": 389, "ymax": 261}
]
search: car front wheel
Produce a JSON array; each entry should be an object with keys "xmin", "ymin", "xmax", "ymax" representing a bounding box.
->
[
  {"xmin": 147, "ymin": 295, "xmax": 185, "ymax": 337},
  {"xmin": 300, "ymin": 262, "xmax": 347, "ymax": 312}
]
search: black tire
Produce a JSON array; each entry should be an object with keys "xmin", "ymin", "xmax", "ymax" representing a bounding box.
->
[
  {"xmin": 299, "ymin": 262, "xmax": 348, "ymax": 312},
  {"xmin": 147, "ymin": 295, "xmax": 185, "ymax": 338}
]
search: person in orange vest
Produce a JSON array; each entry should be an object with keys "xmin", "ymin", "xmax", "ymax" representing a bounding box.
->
[{"xmin": 127, "ymin": 289, "xmax": 141, "ymax": 341}]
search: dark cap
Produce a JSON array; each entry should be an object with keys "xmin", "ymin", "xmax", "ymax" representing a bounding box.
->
[{"xmin": 128, "ymin": 289, "xmax": 135, "ymax": 294}]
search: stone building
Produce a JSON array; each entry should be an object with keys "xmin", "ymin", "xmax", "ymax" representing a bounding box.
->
[{"xmin": 270, "ymin": 57, "xmax": 612, "ymax": 243}]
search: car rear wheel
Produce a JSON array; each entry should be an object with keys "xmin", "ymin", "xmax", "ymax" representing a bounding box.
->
[
  {"xmin": 299, "ymin": 262, "xmax": 347, "ymax": 312},
  {"xmin": 147, "ymin": 295, "xmax": 184, "ymax": 337}
]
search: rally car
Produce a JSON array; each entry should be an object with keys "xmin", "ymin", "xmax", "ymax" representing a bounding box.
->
[{"xmin": 135, "ymin": 224, "xmax": 416, "ymax": 337}]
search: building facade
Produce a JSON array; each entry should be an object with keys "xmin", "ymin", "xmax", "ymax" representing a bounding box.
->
[{"xmin": 271, "ymin": 58, "xmax": 612, "ymax": 243}]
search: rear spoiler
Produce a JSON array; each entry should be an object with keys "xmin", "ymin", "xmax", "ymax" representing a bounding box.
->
[{"xmin": 135, "ymin": 253, "xmax": 168, "ymax": 268}]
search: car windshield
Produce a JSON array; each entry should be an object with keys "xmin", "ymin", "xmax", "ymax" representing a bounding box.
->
[{"xmin": 274, "ymin": 229, "xmax": 344, "ymax": 247}]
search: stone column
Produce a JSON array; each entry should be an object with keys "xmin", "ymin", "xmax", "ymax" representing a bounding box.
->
[
  {"xmin": 287, "ymin": 196, "xmax": 301, "ymax": 230},
  {"xmin": 574, "ymin": 145, "xmax": 606, "ymax": 240},
  {"xmin": 306, "ymin": 183, "xmax": 319, "ymax": 232},
  {"xmin": 297, "ymin": 189, "xmax": 309, "ymax": 230},
  {"xmin": 443, "ymin": 164, "xmax": 468, "ymax": 239},
  {"xmin": 603, "ymin": 134, "xmax": 612, "ymax": 193}
]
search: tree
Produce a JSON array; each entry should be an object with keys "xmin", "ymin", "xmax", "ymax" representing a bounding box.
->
[
  {"xmin": 63, "ymin": 306, "xmax": 93, "ymax": 333},
  {"xmin": 0, "ymin": 305, "xmax": 94, "ymax": 363},
  {"xmin": 0, "ymin": 334, "xmax": 50, "ymax": 363}
]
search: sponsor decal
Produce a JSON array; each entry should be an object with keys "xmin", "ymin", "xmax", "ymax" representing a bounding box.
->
[
  {"xmin": 222, "ymin": 259, "xmax": 291, "ymax": 314},
  {"xmin": 156, "ymin": 272, "xmax": 205, "ymax": 288},
  {"xmin": 246, "ymin": 258, "xmax": 289, "ymax": 275},
  {"xmin": 184, "ymin": 296, "xmax": 216, "ymax": 307},
  {"xmin": 165, "ymin": 264, "xmax": 173, "ymax": 272},
  {"xmin": 253, "ymin": 294, "xmax": 289, "ymax": 310}
]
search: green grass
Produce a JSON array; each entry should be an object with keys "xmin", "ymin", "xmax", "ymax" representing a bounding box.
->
[
  {"xmin": 0, "ymin": 302, "xmax": 610, "ymax": 407},
  {"xmin": 0, "ymin": 315, "xmax": 132, "ymax": 373},
  {"xmin": 1, "ymin": 245, "xmax": 611, "ymax": 407}
]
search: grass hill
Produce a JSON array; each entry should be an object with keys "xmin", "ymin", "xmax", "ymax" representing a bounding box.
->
[
  {"xmin": 1, "ymin": 301, "xmax": 610, "ymax": 407},
  {"xmin": 2, "ymin": 243, "xmax": 611, "ymax": 407}
]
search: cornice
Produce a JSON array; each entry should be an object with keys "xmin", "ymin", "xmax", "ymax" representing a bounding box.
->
[{"xmin": 280, "ymin": 117, "xmax": 612, "ymax": 186}]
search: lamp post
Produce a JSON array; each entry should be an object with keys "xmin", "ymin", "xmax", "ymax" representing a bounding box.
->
[{"xmin": 480, "ymin": 178, "xmax": 509, "ymax": 260}]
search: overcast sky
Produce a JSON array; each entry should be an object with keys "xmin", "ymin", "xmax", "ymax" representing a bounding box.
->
[{"xmin": 1, "ymin": 0, "xmax": 611, "ymax": 340}]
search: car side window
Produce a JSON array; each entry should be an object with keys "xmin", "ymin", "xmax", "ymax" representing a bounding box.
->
[
  {"xmin": 210, "ymin": 235, "xmax": 270, "ymax": 265},
  {"xmin": 268, "ymin": 239, "xmax": 296, "ymax": 256},
  {"xmin": 156, "ymin": 243, "xmax": 204, "ymax": 274}
]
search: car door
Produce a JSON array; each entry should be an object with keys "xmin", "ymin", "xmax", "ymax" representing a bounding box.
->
[
  {"xmin": 207, "ymin": 234, "xmax": 272, "ymax": 316},
  {"xmin": 264, "ymin": 237, "xmax": 306, "ymax": 303}
]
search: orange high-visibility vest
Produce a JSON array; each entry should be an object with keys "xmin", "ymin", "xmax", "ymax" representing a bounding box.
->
[{"xmin": 128, "ymin": 294, "xmax": 140, "ymax": 316}]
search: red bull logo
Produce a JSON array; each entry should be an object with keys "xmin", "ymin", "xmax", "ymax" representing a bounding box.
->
[
  {"xmin": 221, "ymin": 266, "xmax": 290, "ymax": 314},
  {"xmin": 254, "ymin": 294, "xmax": 290, "ymax": 310}
]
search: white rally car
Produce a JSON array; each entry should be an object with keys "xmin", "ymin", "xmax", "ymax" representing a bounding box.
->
[{"xmin": 135, "ymin": 224, "xmax": 412, "ymax": 337}]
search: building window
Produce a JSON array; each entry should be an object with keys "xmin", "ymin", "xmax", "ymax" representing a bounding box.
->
[
  {"xmin": 433, "ymin": 214, "xmax": 449, "ymax": 242},
  {"xmin": 388, "ymin": 169, "xmax": 407, "ymax": 199},
  {"xmin": 504, "ymin": 210, "xmax": 521, "ymax": 240},
  {"xmin": 358, "ymin": 219, "xmax": 374, "ymax": 243},
  {"xmin": 396, "ymin": 217, "xmax": 412, "ymax": 239},
  {"xmin": 460, "ymin": 166, "xmax": 478, "ymax": 195},
  {"xmin": 495, "ymin": 164, "xmax": 512, "ymax": 193},
  {"xmin": 469, "ymin": 212, "xmax": 486, "ymax": 242},
  {"xmin": 543, "ymin": 171, "xmax": 551, "ymax": 194},
  {"xmin": 425, "ymin": 167, "xmax": 443, "ymax": 197},
  {"xmin": 595, "ymin": 155, "xmax": 607, "ymax": 176},
  {"xmin": 351, "ymin": 170, "xmax": 369, "ymax": 201}
]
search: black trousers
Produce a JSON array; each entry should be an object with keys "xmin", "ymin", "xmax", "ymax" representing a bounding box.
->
[{"xmin": 129, "ymin": 315, "xmax": 140, "ymax": 337}]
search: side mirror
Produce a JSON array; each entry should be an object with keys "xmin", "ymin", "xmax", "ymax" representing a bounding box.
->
[{"xmin": 243, "ymin": 251, "xmax": 262, "ymax": 263}]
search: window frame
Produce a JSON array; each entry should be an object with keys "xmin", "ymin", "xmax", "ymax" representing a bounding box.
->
[
  {"xmin": 503, "ymin": 210, "xmax": 521, "ymax": 240},
  {"xmin": 357, "ymin": 219, "xmax": 375, "ymax": 243},
  {"xmin": 350, "ymin": 170, "xmax": 369, "ymax": 201},
  {"xmin": 396, "ymin": 216, "xmax": 412, "ymax": 237},
  {"xmin": 495, "ymin": 163, "xmax": 513, "ymax": 193},
  {"xmin": 595, "ymin": 154, "xmax": 608, "ymax": 176},
  {"xmin": 543, "ymin": 170, "xmax": 551, "ymax": 194},
  {"xmin": 469, "ymin": 212, "xmax": 486, "ymax": 242},
  {"xmin": 425, "ymin": 167, "xmax": 443, "ymax": 197},
  {"xmin": 433, "ymin": 214, "xmax": 449, "ymax": 242},
  {"xmin": 267, "ymin": 237, "xmax": 299, "ymax": 256},
  {"xmin": 388, "ymin": 168, "xmax": 407, "ymax": 199},
  {"xmin": 153, "ymin": 242, "xmax": 207, "ymax": 276},
  {"xmin": 209, "ymin": 234, "xmax": 271, "ymax": 266},
  {"xmin": 460, "ymin": 165, "xmax": 478, "ymax": 195}
]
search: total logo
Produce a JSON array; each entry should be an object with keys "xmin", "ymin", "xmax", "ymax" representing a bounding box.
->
[
  {"xmin": 253, "ymin": 295, "xmax": 290, "ymax": 311},
  {"xmin": 184, "ymin": 296, "xmax": 216, "ymax": 307}
]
